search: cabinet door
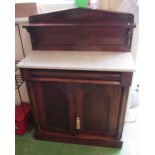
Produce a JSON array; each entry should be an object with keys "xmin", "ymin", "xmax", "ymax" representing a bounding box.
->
[
  {"xmin": 76, "ymin": 83, "xmax": 121, "ymax": 136},
  {"xmin": 32, "ymin": 81, "xmax": 75, "ymax": 134}
]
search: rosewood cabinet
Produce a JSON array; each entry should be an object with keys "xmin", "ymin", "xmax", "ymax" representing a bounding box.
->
[
  {"xmin": 18, "ymin": 8, "xmax": 136, "ymax": 147},
  {"xmin": 20, "ymin": 69, "xmax": 133, "ymax": 147}
]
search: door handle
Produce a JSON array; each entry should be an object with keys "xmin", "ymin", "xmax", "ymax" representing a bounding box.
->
[{"xmin": 76, "ymin": 116, "xmax": 81, "ymax": 130}]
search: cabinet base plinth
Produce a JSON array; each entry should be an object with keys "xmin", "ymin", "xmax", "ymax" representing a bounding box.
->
[{"xmin": 34, "ymin": 130, "xmax": 122, "ymax": 148}]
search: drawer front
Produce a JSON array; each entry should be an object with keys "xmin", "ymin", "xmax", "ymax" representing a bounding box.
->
[
  {"xmin": 21, "ymin": 69, "xmax": 132, "ymax": 87},
  {"xmin": 29, "ymin": 69, "xmax": 121, "ymax": 81}
]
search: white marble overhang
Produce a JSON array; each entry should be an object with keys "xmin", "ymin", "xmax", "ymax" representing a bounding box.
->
[
  {"xmin": 17, "ymin": 51, "xmax": 136, "ymax": 72},
  {"xmin": 15, "ymin": 17, "xmax": 29, "ymax": 23}
]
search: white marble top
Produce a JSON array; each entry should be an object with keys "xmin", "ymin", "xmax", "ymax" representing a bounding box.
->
[
  {"xmin": 15, "ymin": 17, "xmax": 29, "ymax": 23},
  {"xmin": 17, "ymin": 51, "xmax": 136, "ymax": 72}
]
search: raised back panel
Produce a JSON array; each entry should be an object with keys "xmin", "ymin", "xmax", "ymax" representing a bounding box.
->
[
  {"xmin": 24, "ymin": 8, "xmax": 136, "ymax": 52},
  {"xmin": 29, "ymin": 8, "xmax": 134, "ymax": 24}
]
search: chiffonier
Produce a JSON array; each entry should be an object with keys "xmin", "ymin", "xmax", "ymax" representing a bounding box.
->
[{"xmin": 17, "ymin": 8, "xmax": 136, "ymax": 147}]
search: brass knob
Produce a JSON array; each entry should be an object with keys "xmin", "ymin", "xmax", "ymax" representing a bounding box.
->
[{"xmin": 76, "ymin": 116, "xmax": 80, "ymax": 130}]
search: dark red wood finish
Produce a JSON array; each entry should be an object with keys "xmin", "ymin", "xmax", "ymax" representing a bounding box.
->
[
  {"xmin": 75, "ymin": 83, "xmax": 121, "ymax": 137},
  {"xmin": 23, "ymin": 8, "xmax": 135, "ymax": 51},
  {"xmin": 20, "ymin": 69, "xmax": 132, "ymax": 147},
  {"xmin": 26, "ymin": 25, "xmax": 133, "ymax": 51},
  {"xmin": 28, "ymin": 8, "xmax": 134, "ymax": 24},
  {"xmin": 19, "ymin": 8, "xmax": 135, "ymax": 148}
]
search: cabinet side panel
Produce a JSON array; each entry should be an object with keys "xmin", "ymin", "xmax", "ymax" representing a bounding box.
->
[
  {"xmin": 116, "ymin": 87, "xmax": 129, "ymax": 139},
  {"xmin": 25, "ymin": 82, "xmax": 41, "ymax": 131},
  {"xmin": 108, "ymin": 86, "xmax": 122, "ymax": 136}
]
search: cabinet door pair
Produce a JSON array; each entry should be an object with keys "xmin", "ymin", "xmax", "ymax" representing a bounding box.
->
[{"xmin": 31, "ymin": 80, "xmax": 121, "ymax": 137}]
